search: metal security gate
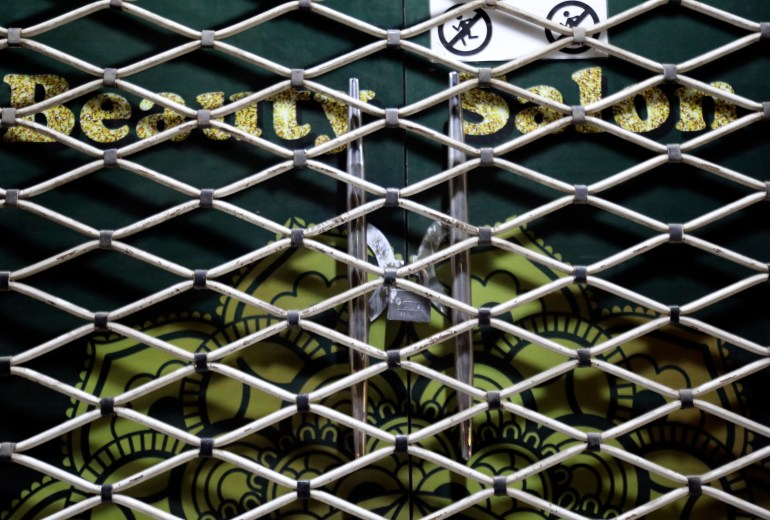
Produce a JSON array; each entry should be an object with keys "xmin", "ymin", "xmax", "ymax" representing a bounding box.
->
[{"xmin": 2, "ymin": 0, "xmax": 770, "ymax": 518}]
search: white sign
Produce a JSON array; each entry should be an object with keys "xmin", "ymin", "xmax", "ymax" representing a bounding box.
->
[{"xmin": 430, "ymin": 0, "xmax": 609, "ymax": 62}]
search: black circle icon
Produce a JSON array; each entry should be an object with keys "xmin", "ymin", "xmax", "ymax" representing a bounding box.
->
[
  {"xmin": 545, "ymin": 1, "xmax": 600, "ymax": 55},
  {"xmin": 438, "ymin": 5, "xmax": 493, "ymax": 57}
]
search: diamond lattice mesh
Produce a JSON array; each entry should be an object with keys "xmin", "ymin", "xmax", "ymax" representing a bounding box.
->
[{"xmin": 2, "ymin": 0, "xmax": 770, "ymax": 518}]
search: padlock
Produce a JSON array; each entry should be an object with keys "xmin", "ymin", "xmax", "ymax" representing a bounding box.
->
[{"xmin": 387, "ymin": 288, "xmax": 432, "ymax": 323}]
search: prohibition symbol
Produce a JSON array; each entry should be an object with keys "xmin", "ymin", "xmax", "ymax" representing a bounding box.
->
[
  {"xmin": 438, "ymin": 5, "xmax": 493, "ymax": 57},
  {"xmin": 545, "ymin": 1, "xmax": 600, "ymax": 54}
]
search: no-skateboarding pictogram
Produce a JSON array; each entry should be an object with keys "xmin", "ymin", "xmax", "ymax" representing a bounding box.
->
[
  {"xmin": 545, "ymin": 0, "xmax": 600, "ymax": 54},
  {"xmin": 430, "ymin": 0, "xmax": 608, "ymax": 61},
  {"xmin": 438, "ymin": 5, "xmax": 493, "ymax": 57}
]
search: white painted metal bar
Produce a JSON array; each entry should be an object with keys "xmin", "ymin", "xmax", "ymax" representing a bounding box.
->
[
  {"xmin": 680, "ymin": 112, "xmax": 764, "ymax": 152},
  {"xmin": 20, "ymin": 160, "xmax": 104, "ymax": 198},
  {"xmin": 491, "ymin": 320, "xmax": 578, "ymax": 358},
  {"xmin": 695, "ymin": 400, "xmax": 770, "ymax": 440},
  {"xmin": 215, "ymin": 450, "xmax": 297, "ymax": 489},
  {"xmin": 112, "ymin": 496, "xmax": 185, "ymax": 520},
  {"xmin": 299, "ymin": 279, "xmax": 381, "ymax": 318},
  {"xmin": 491, "ymin": 195, "xmax": 575, "ymax": 235},
  {"xmin": 501, "ymin": 401, "xmax": 587, "ymax": 440},
  {"xmin": 205, "ymin": 281, "xmax": 286, "ymax": 317},
  {"xmin": 601, "ymin": 444, "xmax": 687, "ymax": 484},
  {"xmin": 493, "ymin": 118, "xmax": 573, "ymax": 156},
  {"xmin": 701, "ymin": 487, "xmax": 770, "ymax": 520},
  {"xmin": 680, "ymin": 273, "xmax": 768, "ymax": 315},
  {"xmin": 118, "ymin": 41, "xmax": 201, "ymax": 77},
  {"xmin": 400, "ymin": 1, "xmax": 486, "ymax": 38},
  {"xmin": 684, "ymin": 234, "xmax": 768, "ymax": 272},
  {"xmin": 592, "ymin": 359, "xmax": 679, "ymax": 399},
  {"xmin": 307, "ymin": 41, "xmax": 387, "ymax": 78},
  {"xmin": 206, "ymin": 238, "xmax": 293, "ymax": 278},
  {"xmin": 115, "ymin": 408, "xmax": 201, "ymax": 445},
  {"xmin": 302, "ymin": 239, "xmax": 384, "ymax": 276},
  {"xmin": 409, "ymin": 402, "xmax": 488, "ymax": 444},
  {"xmin": 216, "ymin": 2, "xmax": 300, "ymax": 38},
  {"xmin": 679, "ymin": 317, "xmax": 770, "ymax": 357},
  {"xmin": 399, "ymin": 81, "xmax": 474, "ymax": 119},
  {"xmin": 506, "ymin": 444, "xmax": 587, "ymax": 484},
  {"xmin": 206, "ymin": 321, "xmax": 288, "ymax": 361},
  {"xmin": 308, "ymin": 362, "xmax": 388, "ymax": 402},
  {"xmin": 399, "ymin": 238, "xmax": 478, "ymax": 278},
  {"xmin": 11, "ymin": 325, "xmax": 95, "ymax": 365},
  {"xmin": 589, "ymin": 317, "xmax": 670, "ymax": 357},
  {"xmin": 401, "ymin": 361, "xmax": 486, "ymax": 400},
  {"xmin": 602, "ymin": 401, "xmax": 681, "ymax": 440},
  {"xmin": 420, "ymin": 489, "xmax": 494, "ymax": 520},
  {"xmin": 10, "ymin": 283, "xmax": 96, "ymax": 321},
  {"xmin": 209, "ymin": 363, "xmax": 297, "ymax": 402},
  {"xmin": 589, "ymin": 155, "xmax": 670, "ymax": 194},
  {"xmin": 490, "ymin": 277, "xmax": 574, "ymax": 316},
  {"xmin": 108, "ymin": 282, "xmax": 194, "ymax": 320},
  {"xmin": 22, "ymin": 1, "xmax": 111, "ymax": 36},
  {"xmin": 678, "ymin": 33, "xmax": 761, "ymax": 74},
  {"xmin": 12, "ymin": 367, "xmax": 99, "ymax": 405},
  {"xmin": 312, "ymin": 490, "xmax": 389, "ymax": 520},
  {"xmin": 310, "ymin": 448, "xmax": 393, "ymax": 488},
  {"xmin": 111, "ymin": 451, "xmax": 199, "ymax": 492},
  {"xmin": 300, "ymin": 320, "xmax": 388, "ymax": 360},
  {"xmin": 4, "ymin": 1, "xmax": 770, "ymax": 518},
  {"xmin": 15, "ymin": 410, "xmax": 102, "ymax": 452},
  {"xmin": 43, "ymin": 496, "xmax": 102, "ymax": 520},
  {"xmin": 586, "ymin": 277, "xmax": 671, "ymax": 314},
  {"xmin": 213, "ymin": 407, "xmax": 297, "ymax": 447},
  {"xmin": 587, "ymin": 235, "xmax": 670, "ymax": 274},
  {"xmin": 119, "ymin": 2, "xmax": 201, "ymax": 39},
  {"xmin": 615, "ymin": 488, "xmax": 690, "ymax": 520},
  {"xmin": 305, "ymin": 201, "xmax": 384, "ymax": 237},
  {"xmin": 498, "ymin": 361, "xmax": 578, "ymax": 401},
  {"xmin": 306, "ymin": 161, "xmax": 389, "ymax": 197},
  {"xmin": 398, "ymin": 320, "xmax": 479, "ymax": 358},
  {"xmin": 231, "ymin": 492, "xmax": 297, "ymax": 520},
  {"xmin": 682, "ymin": 0, "xmax": 759, "ymax": 31},
  {"xmin": 16, "ymin": 80, "xmax": 103, "ymax": 118},
  {"xmin": 588, "ymin": 197, "xmax": 669, "ymax": 232},
  {"xmin": 11, "ymin": 453, "xmax": 99, "ymax": 493},
  {"xmin": 12, "ymin": 243, "xmax": 99, "ymax": 280},
  {"xmin": 113, "ymin": 366, "xmax": 194, "ymax": 405},
  {"xmin": 307, "ymin": 3, "xmax": 389, "ymax": 38},
  {"xmin": 592, "ymin": 0, "xmax": 665, "ymax": 33},
  {"xmin": 701, "ymin": 444, "xmax": 770, "ymax": 484},
  {"xmin": 506, "ymin": 487, "xmax": 591, "ymax": 520},
  {"xmin": 408, "ymin": 445, "xmax": 491, "ymax": 484},
  {"xmin": 307, "ymin": 119, "xmax": 386, "ymax": 158}
]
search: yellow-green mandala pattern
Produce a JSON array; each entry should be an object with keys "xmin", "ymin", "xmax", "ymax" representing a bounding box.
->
[{"xmin": 2, "ymin": 222, "xmax": 766, "ymax": 519}]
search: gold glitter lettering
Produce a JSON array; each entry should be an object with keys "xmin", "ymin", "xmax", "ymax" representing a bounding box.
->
[
  {"xmin": 571, "ymin": 67, "xmax": 603, "ymax": 134},
  {"xmin": 314, "ymin": 90, "xmax": 376, "ymax": 152},
  {"xmin": 515, "ymin": 86, "xmax": 565, "ymax": 135},
  {"xmin": 461, "ymin": 83, "xmax": 509, "ymax": 136},
  {"xmin": 195, "ymin": 92, "xmax": 229, "ymax": 140},
  {"xmin": 613, "ymin": 87, "xmax": 670, "ymax": 133},
  {"xmin": 269, "ymin": 90, "xmax": 311, "ymax": 141},
  {"xmin": 3, "ymin": 74, "xmax": 75, "ymax": 143},
  {"xmin": 80, "ymin": 93, "xmax": 131, "ymax": 143},
  {"xmin": 137, "ymin": 92, "xmax": 190, "ymax": 142},
  {"xmin": 229, "ymin": 92, "xmax": 262, "ymax": 138},
  {"xmin": 675, "ymin": 82, "xmax": 737, "ymax": 132}
]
